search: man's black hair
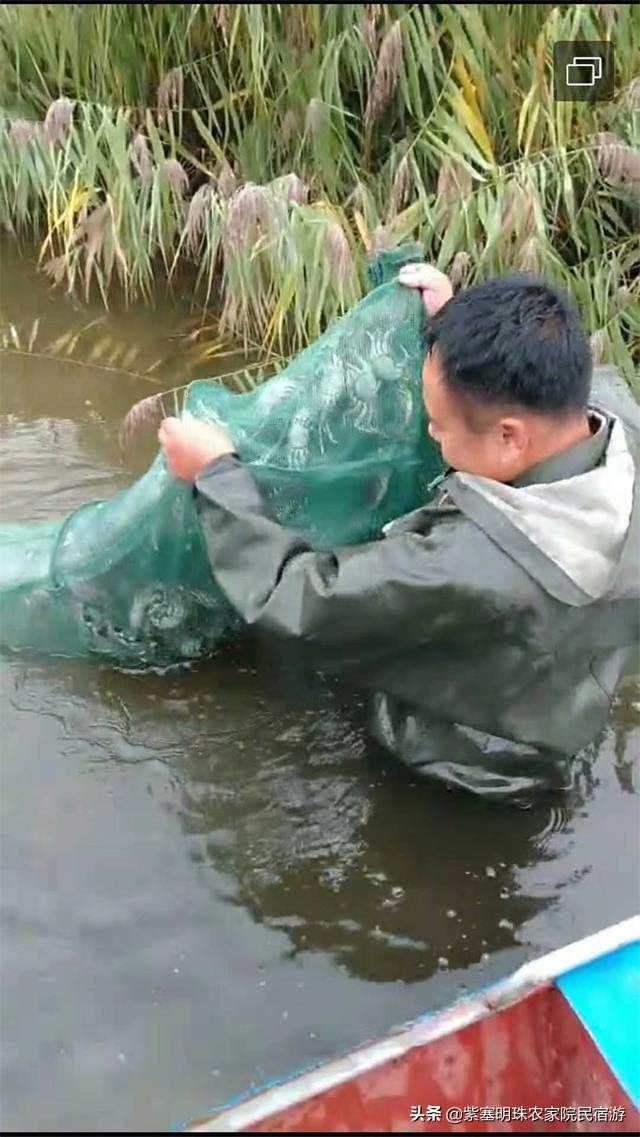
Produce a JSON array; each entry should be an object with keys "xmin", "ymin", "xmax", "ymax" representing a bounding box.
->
[{"xmin": 425, "ymin": 274, "xmax": 592, "ymax": 415}]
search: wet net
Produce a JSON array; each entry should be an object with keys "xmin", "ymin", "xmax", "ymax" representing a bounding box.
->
[{"xmin": 0, "ymin": 246, "xmax": 445, "ymax": 669}]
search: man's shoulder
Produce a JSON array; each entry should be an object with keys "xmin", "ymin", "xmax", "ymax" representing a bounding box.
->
[
  {"xmin": 381, "ymin": 487, "xmax": 464, "ymax": 538},
  {"xmin": 382, "ymin": 490, "xmax": 522, "ymax": 580}
]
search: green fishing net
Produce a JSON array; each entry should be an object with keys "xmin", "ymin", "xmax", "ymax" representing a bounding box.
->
[{"xmin": 0, "ymin": 246, "xmax": 445, "ymax": 669}]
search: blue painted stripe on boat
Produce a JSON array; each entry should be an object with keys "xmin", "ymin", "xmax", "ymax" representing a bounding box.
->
[{"xmin": 556, "ymin": 940, "xmax": 640, "ymax": 1107}]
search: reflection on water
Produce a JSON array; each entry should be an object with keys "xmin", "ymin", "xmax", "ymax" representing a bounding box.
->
[{"xmin": 1, "ymin": 243, "xmax": 639, "ymax": 1132}]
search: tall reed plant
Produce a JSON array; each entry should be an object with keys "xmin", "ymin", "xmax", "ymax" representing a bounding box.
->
[{"xmin": 1, "ymin": 4, "xmax": 638, "ymax": 385}]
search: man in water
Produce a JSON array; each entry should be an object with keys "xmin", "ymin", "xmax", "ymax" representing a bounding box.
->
[{"xmin": 159, "ymin": 266, "xmax": 639, "ymax": 802}]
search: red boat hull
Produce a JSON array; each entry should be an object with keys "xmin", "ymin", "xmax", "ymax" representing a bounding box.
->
[
  {"xmin": 186, "ymin": 918, "xmax": 640, "ymax": 1134},
  {"xmin": 249, "ymin": 985, "xmax": 637, "ymax": 1133}
]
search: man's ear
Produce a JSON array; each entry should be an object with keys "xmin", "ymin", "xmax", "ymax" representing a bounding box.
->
[{"xmin": 499, "ymin": 417, "xmax": 528, "ymax": 454}]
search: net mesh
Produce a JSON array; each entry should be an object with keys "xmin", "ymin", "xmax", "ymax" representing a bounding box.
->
[{"xmin": 0, "ymin": 246, "xmax": 445, "ymax": 669}]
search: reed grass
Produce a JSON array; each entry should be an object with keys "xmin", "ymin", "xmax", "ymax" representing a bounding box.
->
[{"xmin": 0, "ymin": 3, "xmax": 638, "ymax": 386}]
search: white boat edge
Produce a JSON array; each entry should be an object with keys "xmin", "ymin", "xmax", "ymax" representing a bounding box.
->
[{"xmin": 186, "ymin": 914, "xmax": 640, "ymax": 1133}]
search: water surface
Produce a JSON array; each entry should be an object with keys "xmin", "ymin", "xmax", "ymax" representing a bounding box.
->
[{"xmin": 1, "ymin": 243, "xmax": 638, "ymax": 1132}]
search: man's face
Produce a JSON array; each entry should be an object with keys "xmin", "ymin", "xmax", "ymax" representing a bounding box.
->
[{"xmin": 422, "ymin": 350, "xmax": 530, "ymax": 482}]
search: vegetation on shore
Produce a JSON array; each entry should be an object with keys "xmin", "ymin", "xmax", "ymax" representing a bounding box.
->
[{"xmin": 0, "ymin": 4, "xmax": 638, "ymax": 386}]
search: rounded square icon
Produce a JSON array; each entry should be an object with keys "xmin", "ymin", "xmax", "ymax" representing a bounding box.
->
[
  {"xmin": 554, "ymin": 41, "xmax": 614, "ymax": 102},
  {"xmin": 566, "ymin": 57, "xmax": 602, "ymax": 86}
]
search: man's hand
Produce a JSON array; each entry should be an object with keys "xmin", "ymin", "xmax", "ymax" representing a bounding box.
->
[
  {"xmin": 398, "ymin": 263, "xmax": 454, "ymax": 316},
  {"xmin": 158, "ymin": 415, "xmax": 236, "ymax": 482}
]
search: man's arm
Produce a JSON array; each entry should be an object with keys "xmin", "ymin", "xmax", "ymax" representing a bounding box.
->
[{"xmin": 193, "ymin": 455, "xmax": 457, "ymax": 659}]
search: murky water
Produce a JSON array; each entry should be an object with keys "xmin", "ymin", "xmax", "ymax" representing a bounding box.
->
[{"xmin": 1, "ymin": 243, "xmax": 639, "ymax": 1132}]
